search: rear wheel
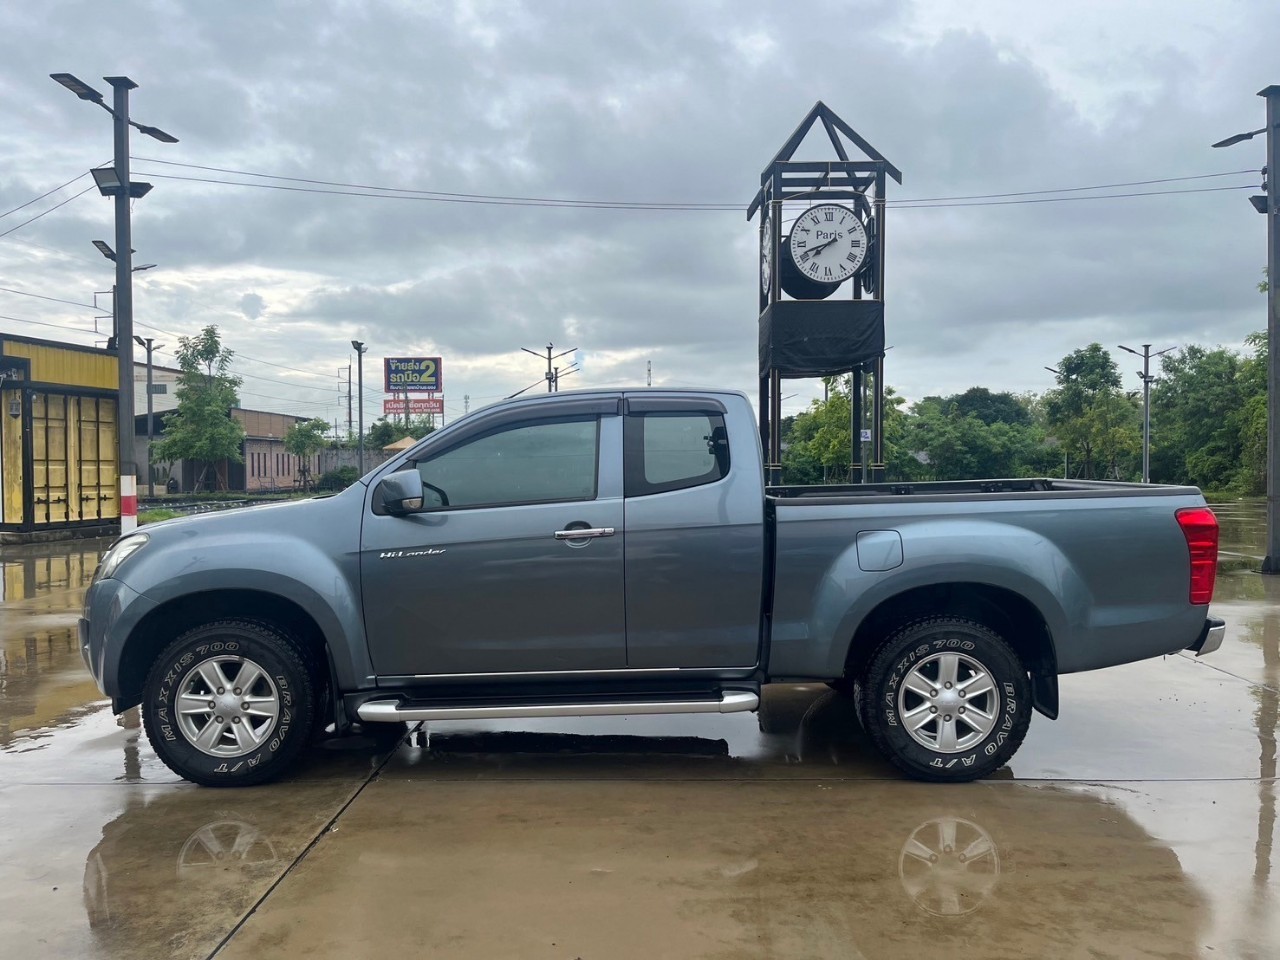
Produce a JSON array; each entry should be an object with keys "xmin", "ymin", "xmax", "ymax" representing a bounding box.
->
[
  {"xmin": 857, "ymin": 617, "xmax": 1031, "ymax": 782},
  {"xmin": 141, "ymin": 620, "xmax": 317, "ymax": 787}
]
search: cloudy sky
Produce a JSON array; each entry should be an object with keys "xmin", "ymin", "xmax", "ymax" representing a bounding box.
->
[{"xmin": 0, "ymin": 0, "xmax": 1274, "ymax": 428}]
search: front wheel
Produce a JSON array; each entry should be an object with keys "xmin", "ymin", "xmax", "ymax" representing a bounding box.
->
[
  {"xmin": 141, "ymin": 620, "xmax": 317, "ymax": 787},
  {"xmin": 857, "ymin": 617, "xmax": 1031, "ymax": 782}
]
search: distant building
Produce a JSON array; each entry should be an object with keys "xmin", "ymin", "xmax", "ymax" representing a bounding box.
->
[
  {"xmin": 1, "ymin": 334, "xmax": 121, "ymax": 541},
  {"xmin": 141, "ymin": 407, "xmax": 322, "ymax": 494},
  {"xmin": 132, "ymin": 360, "xmax": 181, "ymax": 417}
]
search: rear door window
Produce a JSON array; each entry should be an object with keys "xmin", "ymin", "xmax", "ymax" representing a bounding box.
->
[{"xmin": 624, "ymin": 412, "xmax": 729, "ymax": 497}]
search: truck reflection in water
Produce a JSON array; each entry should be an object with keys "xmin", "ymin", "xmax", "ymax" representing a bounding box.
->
[
  {"xmin": 80, "ymin": 691, "xmax": 1205, "ymax": 960},
  {"xmin": 898, "ymin": 816, "xmax": 999, "ymax": 918}
]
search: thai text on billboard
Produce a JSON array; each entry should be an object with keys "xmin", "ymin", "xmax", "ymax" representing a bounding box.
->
[
  {"xmin": 384, "ymin": 357, "xmax": 442, "ymax": 393},
  {"xmin": 384, "ymin": 397, "xmax": 444, "ymax": 415}
]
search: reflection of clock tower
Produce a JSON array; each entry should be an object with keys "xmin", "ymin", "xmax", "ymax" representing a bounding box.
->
[{"xmin": 749, "ymin": 102, "xmax": 900, "ymax": 484}]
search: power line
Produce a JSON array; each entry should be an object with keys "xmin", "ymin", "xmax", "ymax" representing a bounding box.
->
[
  {"xmin": 133, "ymin": 157, "xmax": 736, "ymax": 208},
  {"xmin": 0, "ymin": 312, "xmax": 97, "ymax": 337},
  {"xmin": 0, "ymin": 286, "xmax": 98, "ymax": 310},
  {"xmin": 0, "ymin": 171, "xmax": 91, "ymax": 221},
  {"xmin": 891, "ymin": 183, "xmax": 1255, "ymax": 209},
  {"xmin": 130, "ymin": 170, "xmax": 1259, "ymax": 211},
  {"xmin": 132, "ymin": 156, "xmax": 1260, "ymax": 208},
  {"xmin": 0, "ymin": 186, "xmax": 96, "ymax": 240}
]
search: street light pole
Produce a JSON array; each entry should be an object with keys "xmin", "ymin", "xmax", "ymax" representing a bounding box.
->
[
  {"xmin": 1213, "ymin": 84, "xmax": 1279, "ymax": 572},
  {"xmin": 1118, "ymin": 343, "xmax": 1175, "ymax": 483},
  {"xmin": 352, "ymin": 341, "xmax": 367, "ymax": 473},
  {"xmin": 133, "ymin": 336, "xmax": 162, "ymax": 497},
  {"xmin": 107, "ymin": 78, "xmax": 138, "ymax": 527},
  {"xmin": 52, "ymin": 72, "xmax": 176, "ymax": 534},
  {"xmin": 522, "ymin": 343, "xmax": 577, "ymax": 394}
]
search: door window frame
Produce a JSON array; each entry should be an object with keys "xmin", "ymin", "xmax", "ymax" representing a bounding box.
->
[
  {"xmin": 405, "ymin": 414, "xmax": 602, "ymax": 512},
  {"xmin": 623, "ymin": 410, "xmax": 731, "ymax": 498}
]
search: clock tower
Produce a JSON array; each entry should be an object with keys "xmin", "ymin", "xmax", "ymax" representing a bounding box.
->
[{"xmin": 749, "ymin": 102, "xmax": 900, "ymax": 485}]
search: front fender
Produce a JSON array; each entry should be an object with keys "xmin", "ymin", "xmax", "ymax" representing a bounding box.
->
[{"xmin": 111, "ymin": 496, "xmax": 371, "ymax": 692}]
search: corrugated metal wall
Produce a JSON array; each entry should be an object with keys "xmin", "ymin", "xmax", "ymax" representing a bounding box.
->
[{"xmin": 2, "ymin": 339, "xmax": 116, "ymax": 390}]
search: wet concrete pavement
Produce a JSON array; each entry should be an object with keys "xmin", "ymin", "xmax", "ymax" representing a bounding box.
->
[{"xmin": 2, "ymin": 504, "xmax": 1280, "ymax": 958}]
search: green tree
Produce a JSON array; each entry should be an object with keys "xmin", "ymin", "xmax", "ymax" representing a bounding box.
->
[
  {"xmin": 906, "ymin": 398, "xmax": 1044, "ymax": 480},
  {"xmin": 1149, "ymin": 345, "xmax": 1250, "ymax": 490},
  {"xmin": 362, "ymin": 415, "xmax": 437, "ymax": 450},
  {"xmin": 781, "ymin": 375, "xmax": 915, "ymax": 483},
  {"xmin": 1043, "ymin": 344, "xmax": 1140, "ymax": 479},
  {"xmin": 153, "ymin": 326, "xmax": 244, "ymax": 491},
  {"xmin": 1235, "ymin": 331, "xmax": 1268, "ymax": 494},
  {"xmin": 921, "ymin": 387, "xmax": 1032, "ymax": 427},
  {"xmin": 284, "ymin": 418, "xmax": 331, "ymax": 491}
]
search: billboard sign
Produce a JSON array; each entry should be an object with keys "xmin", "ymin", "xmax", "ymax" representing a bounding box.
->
[
  {"xmin": 384, "ymin": 357, "xmax": 442, "ymax": 393},
  {"xmin": 384, "ymin": 397, "xmax": 444, "ymax": 415}
]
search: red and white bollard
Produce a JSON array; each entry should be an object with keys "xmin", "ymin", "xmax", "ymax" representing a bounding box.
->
[{"xmin": 120, "ymin": 474, "xmax": 138, "ymax": 534}]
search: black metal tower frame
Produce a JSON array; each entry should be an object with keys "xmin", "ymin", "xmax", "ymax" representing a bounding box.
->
[{"xmin": 749, "ymin": 102, "xmax": 901, "ymax": 485}]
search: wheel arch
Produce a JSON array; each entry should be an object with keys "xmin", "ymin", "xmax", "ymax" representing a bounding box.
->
[
  {"xmin": 116, "ymin": 589, "xmax": 336, "ymax": 715},
  {"xmin": 845, "ymin": 582, "xmax": 1059, "ymax": 719}
]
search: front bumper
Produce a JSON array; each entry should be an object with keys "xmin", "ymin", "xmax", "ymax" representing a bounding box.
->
[
  {"xmin": 79, "ymin": 577, "xmax": 158, "ymax": 707},
  {"xmin": 1187, "ymin": 616, "xmax": 1226, "ymax": 657}
]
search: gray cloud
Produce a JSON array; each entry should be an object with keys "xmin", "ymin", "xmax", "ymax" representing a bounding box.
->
[{"xmin": 0, "ymin": 0, "xmax": 1273, "ymax": 424}]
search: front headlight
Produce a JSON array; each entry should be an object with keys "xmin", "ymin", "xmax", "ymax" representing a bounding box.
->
[{"xmin": 96, "ymin": 534, "xmax": 149, "ymax": 581}]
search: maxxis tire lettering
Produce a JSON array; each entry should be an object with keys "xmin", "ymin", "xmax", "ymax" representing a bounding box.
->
[{"xmin": 140, "ymin": 619, "xmax": 317, "ymax": 788}]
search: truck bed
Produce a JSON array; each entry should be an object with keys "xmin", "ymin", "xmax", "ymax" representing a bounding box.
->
[{"xmin": 767, "ymin": 477, "xmax": 1201, "ymax": 503}]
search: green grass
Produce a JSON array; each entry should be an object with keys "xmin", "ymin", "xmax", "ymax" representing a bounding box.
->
[{"xmin": 138, "ymin": 508, "xmax": 183, "ymax": 525}]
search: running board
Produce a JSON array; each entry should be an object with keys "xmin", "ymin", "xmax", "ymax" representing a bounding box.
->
[{"xmin": 357, "ymin": 690, "xmax": 759, "ymax": 723}]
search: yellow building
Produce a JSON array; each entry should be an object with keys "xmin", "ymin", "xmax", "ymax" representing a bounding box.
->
[{"xmin": 0, "ymin": 334, "xmax": 121, "ymax": 542}]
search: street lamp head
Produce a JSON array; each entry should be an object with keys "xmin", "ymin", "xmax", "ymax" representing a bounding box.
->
[
  {"xmin": 90, "ymin": 167, "xmax": 152, "ymax": 198},
  {"xmin": 1250, "ymin": 194, "xmax": 1270, "ymax": 214},
  {"xmin": 132, "ymin": 263, "xmax": 157, "ymax": 273},
  {"xmin": 50, "ymin": 73, "xmax": 104, "ymax": 102},
  {"xmin": 131, "ymin": 122, "xmax": 179, "ymax": 144},
  {"xmin": 90, "ymin": 167, "xmax": 121, "ymax": 195},
  {"xmin": 1211, "ymin": 127, "xmax": 1266, "ymax": 148},
  {"xmin": 351, "ymin": 340, "xmax": 366, "ymax": 353},
  {"xmin": 1117, "ymin": 344, "xmax": 1139, "ymax": 357},
  {"xmin": 92, "ymin": 239, "xmax": 116, "ymax": 261}
]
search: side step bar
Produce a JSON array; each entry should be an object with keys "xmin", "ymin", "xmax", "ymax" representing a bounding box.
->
[{"xmin": 357, "ymin": 690, "xmax": 759, "ymax": 723}]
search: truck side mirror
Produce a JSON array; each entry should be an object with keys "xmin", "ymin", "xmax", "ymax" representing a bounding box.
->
[{"xmin": 377, "ymin": 470, "xmax": 425, "ymax": 515}]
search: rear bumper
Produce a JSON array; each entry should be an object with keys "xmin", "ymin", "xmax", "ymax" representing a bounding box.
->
[{"xmin": 1187, "ymin": 616, "xmax": 1226, "ymax": 657}]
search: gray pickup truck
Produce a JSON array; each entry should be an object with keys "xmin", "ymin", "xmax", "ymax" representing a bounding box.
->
[{"xmin": 80, "ymin": 388, "xmax": 1224, "ymax": 786}]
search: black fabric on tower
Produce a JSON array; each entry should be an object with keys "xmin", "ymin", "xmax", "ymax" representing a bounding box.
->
[{"xmin": 758, "ymin": 300, "xmax": 885, "ymax": 378}]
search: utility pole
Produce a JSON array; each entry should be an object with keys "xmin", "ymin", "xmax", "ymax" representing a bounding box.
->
[
  {"xmin": 522, "ymin": 343, "xmax": 576, "ymax": 393},
  {"xmin": 464, "ymin": 394, "xmax": 470, "ymax": 415},
  {"xmin": 1118, "ymin": 343, "xmax": 1174, "ymax": 483},
  {"xmin": 351, "ymin": 341, "xmax": 367, "ymax": 473},
  {"xmin": 132, "ymin": 336, "xmax": 163, "ymax": 497},
  {"xmin": 345, "ymin": 364, "xmax": 353, "ymax": 441},
  {"xmin": 647, "ymin": 360, "xmax": 652, "ymax": 387},
  {"xmin": 1213, "ymin": 84, "xmax": 1279, "ymax": 572}
]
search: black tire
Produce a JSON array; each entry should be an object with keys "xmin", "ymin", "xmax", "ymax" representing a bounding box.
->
[
  {"xmin": 141, "ymin": 619, "xmax": 317, "ymax": 787},
  {"xmin": 857, "ymin": 617, "xmax": 1031, "ymax": 782}
]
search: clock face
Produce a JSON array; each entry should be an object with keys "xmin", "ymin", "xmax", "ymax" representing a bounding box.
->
[
  {"xmin": 788, "ymin": 204, "xmax": 868, "ymax": 285},
  {"xmin": 760, "ymin": 213, "xmax": 773, "ymax": 295}
]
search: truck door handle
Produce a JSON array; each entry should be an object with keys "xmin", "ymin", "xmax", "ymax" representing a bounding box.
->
[{"xmin": 554, "ymin": 527, "xmax": 615, "ymax": 540}]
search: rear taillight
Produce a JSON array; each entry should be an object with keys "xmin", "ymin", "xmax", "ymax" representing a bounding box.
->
[{"xmin": 1176, "ymin": 506, "xmax": 1218, "ymax": 604}]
